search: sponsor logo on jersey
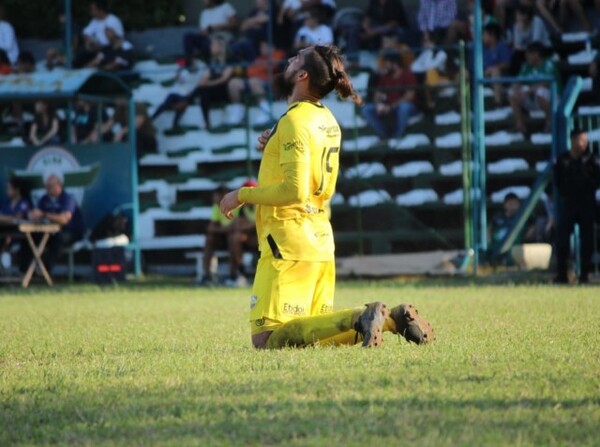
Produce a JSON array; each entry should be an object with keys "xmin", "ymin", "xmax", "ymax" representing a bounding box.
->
[
  {"xmin": 250, "ymin": 295, "xmax": 258, "ymax": 310},
  {"xmin": 318, "ymin": 125, "xmax": 340, "ymax": 138},
  {"xmin": 283, "ymin": 140, "xmax": 303, "ymax": 152}
]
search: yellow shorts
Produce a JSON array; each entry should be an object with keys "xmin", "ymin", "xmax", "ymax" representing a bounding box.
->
[{"xmin": 249, "ymin": 254, "xmax": 335, "ymax": 335}]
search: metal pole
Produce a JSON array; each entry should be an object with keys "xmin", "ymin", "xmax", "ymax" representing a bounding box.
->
[
  {"xmin": 65, "ymin": 0, "xmax": 73, "ymax": 69},
  {"xmin": 459, "ymin": 41, "xmax": 472, "ymax": 255},
  {"xmin": 128, "ymin": 98, "xmax": 142, "ymax": 277},
  {"xmin": 472, "ymin": 0, "xmax": 486, "ymax": 272}
]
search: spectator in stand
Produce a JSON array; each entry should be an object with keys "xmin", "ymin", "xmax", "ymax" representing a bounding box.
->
[
  {"xmin": 294, "ymin": 9, "xmax": 334, "ymax": 50},
  {"xmin": 482, "ymin": 22, "xmax": 512, "ymax": 106},
  {"xmin": 376, "ymin": 31, "xmax": 414, "ymax": 70},
  {"xmin": 361, "ymin": 51, "xmax": 419, "ymax": 141},
  {"xmin": 15, "ymin": 51, "xmax": 35, "ymax": 74},
  {"xmin": 28, "ymin": 173, "xmax": 85, "ymax": 274},
  {"xmin": 191, "ymin": 36, "xmax": 237, "ymax": 129},
  {"xmin": 554, "ymin": 128, "xmax": 600, "ymax": 284},
  {"xmin": 0, "ymin": 49, "xmax": 12, "ymax": 75},
  {"xmin": 508, "ymin": 41, "xmax": 557, "ymax": 137},
  {"xmin": 411, "ymin": 31, "xmax": 458, "ymax": 110},
  {"xmin": 535, "ymin": 0, "xmax": 597, "ymax": 35},
  {"xmin": 237, "ymin": 0, "xmax": 273, "ymax": 57},
  {"xmin": 510, "ymin": 3, "xmax": 551, "ymax": 75},
  {"xmin": 417, "ymin": 0, "xmax": 457, "ymax": 43},
  {"xmin": 446, "ymin": 0, "xmax": 498, "ymax": 44},
  {"xmin": 150, "ymin": 58, "xmax": 203, "ymax": 131},
  {"xmin": 226, "ymin": 41, "xmax": 286, "ymax": 126},
  {"xmin": 0, "ymin": 6, "xmax": 19, "ymax": 65},
  {"xmin": 343, "ymin": 0, "xmax": 409, "ymax": 56},
  {"xmin": 277, "ymin": 0, "xmax": 336, "ymax": 48},
  {"xmin": 488, "ymin": 192, "xmax": 522, "ymax": 249},
  {"xmin": 43, "ymin": 10, "xmax": 83, "ymax": 71},
  {"xmin": 75, "ymin": 0, "xmax": 124, "ymax": 68},
  {"xmin": 0, "ymin": 177, "xmax": 32, "ymax": 272},
  {"xmin": 198, "ymin": 183, "xmax": 257, "ymax": 287},
  {"xmin": 72, "ymin": 100, "xmax": 108, "ymax": 144},
  {"xmin": 29, "ymin": 101, "xmax": 60, "ymax": 146},
  {"xmin": 107, "ymin": 102, "xmax": 158, "ymax": 159},
  {"xmin": 86, "ymin": 27, "xmax": 133, "ymax": 71},
  {"xmin": 183, "ymin": 0, "xmax": 238, "ymax": 61}
]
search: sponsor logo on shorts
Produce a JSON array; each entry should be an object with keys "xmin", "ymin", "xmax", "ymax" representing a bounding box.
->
[
  {"xmin": 283, "ymin": 303, "xmax": 306, "ymax": 316},
  {"xmin": 250, "ymin": 295, "xmax": 258, "ymax": 310},
  {"xmin": 320, "ymin": 304, "xmax": 333, "ymax": 314}
]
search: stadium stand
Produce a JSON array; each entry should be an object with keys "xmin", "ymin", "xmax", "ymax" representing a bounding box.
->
[{"xmin": 1, "ymin": 0, "xmax": 599, "ymax": 276}]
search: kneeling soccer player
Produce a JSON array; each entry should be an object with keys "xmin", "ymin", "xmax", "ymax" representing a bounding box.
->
[{"xmin": 220, "ymin": 45, "xmax": 434, "ymax": 349}]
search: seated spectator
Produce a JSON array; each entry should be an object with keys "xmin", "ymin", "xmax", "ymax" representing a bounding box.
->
[
  {"xmin": 279, "ymin": 0, "xmax": 336, "ymax": 48},
  {"xmin": 376, "ymin": 31, "xmax": 414, "ymax": 71},
  {"xmin": 29, "ymin": 101, "xmax": 60, "ymax": 146},
  {"xmin": 151, "ymin": 58, "xmax": 203, "ymax": 131},
  {"xmin": 524, "ymin": 190, "xmax": 554, "ymax": 243},
  {"xmin": 417, "ymin": 0, "xmax": 457, "ymax": 43},
  {"xmin": 294, "ymin": 9, "xmax": 334, "ymax": 50},
  {"xmin": 488, "ymin": 192, "xmax": 522, "ymax": 263},
  {"xmin": 237, "ymin": 0, "xmax": 273, "ymax": 57},
  {"xmin": 86, "ymin": 27, "xmax": 133, "ymax": 71},
  {"xmin": 0, "ymin": 177, "xmax": 31, "ymax": 225},
  {"xmin": 107, "ymin": 102, "xmax": 158, "ymax": 159},
  {"xmin": 0, "ymin": 177, "xmax": 32, "ymax": 272},
  {"xmin": 226, "ymin": 41, "xmax": 286, "ymax": 126},
  {"xmin": 190, "ymin": 36, "xmax": 237, "ymax": 129},
  {"xmin": 15, "ymin": 51, "xmax": 35, "ymax": 74},
  {"xmin": 43, "ymin": 10, "xmax": 83, "ymax": 71},
  {"xmin": 508, "ymin": 41, "xmax": 557, "ymax": 137},
  {"xmin": 28, "ymin": 173, "xmax": 85, "ymax": 274},
  {"xmin": 183, "ymin": 0, "xmax": 238, "ymax": 61},
  {"xmin": 412, "ymin": 34, "xmax": 459, "ymax": 109},
  {"xmin": 482, "ymin": 22, "xmax": 512, "ymax": 106},
  {"xmin": 75, "ymin": 0, "xmax": 124, "ymax": 68},
  {"xmin": 72, "ymin": 100, "xmax": 108, "ymax": 143},
  {"xmin": 535, "ymin": 0, "xmax": 597, "ymax": 35},
  {"xmin": 0, "ymin": 48, "xmax": 12, "ymax": 75},
  {"xmin": 358, "ymin": 0, "xmax": 409, "ymax": 51},
  {"xmin": 447, "ymin": 0, "xmax": 498, "ymax": 44},
  {"xmin": 0, "ymin": 5, "xmax": 19, "ymax": 65},
  {"xmin": 361, "ymin": 51, "xmax": 419, "ymax": 141},
  {"xmin": 199, "ymin": 183, "xmax": 257, "ymax": 287},
  {"xmin": 510, "ymin": 3, "xmax": 551, "ymax": 75}
]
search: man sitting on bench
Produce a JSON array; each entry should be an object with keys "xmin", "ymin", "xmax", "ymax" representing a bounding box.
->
[
  {"xmin": 28, "ymin": 173, "xmax": 85, "ymax": 274},
  {"xmin": 199, "ymin": 182, "xmax": 257, "ymax": 287}
]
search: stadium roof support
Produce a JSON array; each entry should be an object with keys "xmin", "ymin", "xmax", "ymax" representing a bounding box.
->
[{"xmin": 0, "ymin": 68, "xmax": 141, "ymax": 278}]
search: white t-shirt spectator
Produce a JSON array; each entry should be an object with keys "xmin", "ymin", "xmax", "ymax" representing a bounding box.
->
[
  {"xmin": 83, "ymin": 14, "xmax": 125, "ymax": 46},
  {"xmin": 513, "ymin": 16, "xmax": 551, "ymax": 50},
  {"xmin": 199, "ymin": 2, "xmax": 236, "ymax": 31},
  {"xmin": 295, "ymin": 24, "xmax": 334, "ymax": 46},
  {"xmin": 0, "ymin": 20, "xmax": 19, "ymax": 64}
]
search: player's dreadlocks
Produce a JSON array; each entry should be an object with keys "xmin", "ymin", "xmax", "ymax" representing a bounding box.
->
[{"xmin": 302, "ymin": 45, "xmax": 363, "ymax": 106}]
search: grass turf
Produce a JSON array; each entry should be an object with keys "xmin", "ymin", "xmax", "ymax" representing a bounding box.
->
[{"xmin": 1, "ymin": 282, "xmax": 599, "ymax": 446}]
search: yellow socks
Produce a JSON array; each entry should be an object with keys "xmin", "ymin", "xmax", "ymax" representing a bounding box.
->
[{"xmin": 266, "ymin": 308, "xmax": 362, "ymax": 349}]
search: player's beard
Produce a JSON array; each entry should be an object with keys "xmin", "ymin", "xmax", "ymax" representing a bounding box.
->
[{"xmin": 272, "ymin": 70, "xmax": 297, "ymax": 100}]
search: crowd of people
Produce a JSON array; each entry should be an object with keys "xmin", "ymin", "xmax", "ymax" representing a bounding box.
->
[{"xmin": 0, "ymin": 0, "xmax": 599, "ymax": 284}]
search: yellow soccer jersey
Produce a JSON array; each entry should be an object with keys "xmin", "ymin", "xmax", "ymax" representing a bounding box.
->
[{"xmin": 238, "ymin": 100, "xmax": 341, "ymax": 261}]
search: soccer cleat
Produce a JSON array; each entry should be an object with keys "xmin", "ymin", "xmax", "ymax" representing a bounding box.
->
[
  {"xmin": 390, "ymin": 304, "xmax": 435, "ymax": 344},
  {"xmin": 353, "ymin": 302, "xmax": 390, "ymax": 347}
]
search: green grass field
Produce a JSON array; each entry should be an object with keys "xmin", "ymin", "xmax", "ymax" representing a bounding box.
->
[{"xmin": 1, "ymin": 281, "xmax": 599, "ymax": 446}]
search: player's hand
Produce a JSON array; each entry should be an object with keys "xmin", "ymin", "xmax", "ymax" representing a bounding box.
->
[
  {"xmin": 219, "ymin": 190, "xmax": 243, "ymax": 220},
  {"xmin": 256, "ymin": 128, "xmax": 271, "ymax": 152}
]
